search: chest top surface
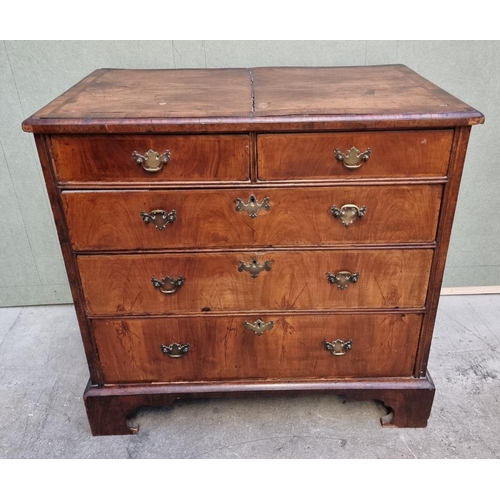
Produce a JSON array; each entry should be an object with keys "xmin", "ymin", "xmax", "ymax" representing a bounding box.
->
[{"xmin": 22, "ymin": 65, "xmax": 483, "ymax": 133}]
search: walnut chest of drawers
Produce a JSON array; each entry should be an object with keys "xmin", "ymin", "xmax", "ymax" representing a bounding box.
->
[{"xmin": 23, "ymin": 65, "xmax": 484, "ymax": 435}]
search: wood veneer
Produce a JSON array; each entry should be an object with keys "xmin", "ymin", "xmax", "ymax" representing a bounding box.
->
[
  {"xmin": 78, "ymin": 249, "xmax": 433, "ymax": 315},
  {"xmin": 62, "ymin": 185, "xmax": 442, "ymax": 251},
  {"xmin": 92, "ymin": 314, "xmax": 422, "ymax": 383},
  {"xmin": 23, "ymin": 65, "xmax": 484, "ymax": 435},
  {"xmin": 51, "ymin": 134, "xmax": 250, "ymax": 184},
  {"xmin": 257, "ymin": 130, "xmax": 453, "ymax": 180}
]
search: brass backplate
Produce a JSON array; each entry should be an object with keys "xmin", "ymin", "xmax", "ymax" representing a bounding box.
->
[
  {"xmin": 151, "ymin": 275, "xmax": 185, "ymax": 294},
  {"xmin": 238, "ymin": 257, "xmax": 272, "ymax": 278},
  {"xmin": 160, "ymin": 343, "xmax": 190, "ymax": 358},
  {"xmin": 235, "ymin": 194, "xmax": 271, "ymax": 218},
  {"xmin": 323, "ymin": 339, "xmax": 353, "ymax": 356},
  {"xmin": 141, "ymin": 209, "xmax": 177, "ymax": 231},
  {"xmin": 334, "ymin": 147, "xmax": 371, "ymax": 169},
  {"xmin": 132, "ymin": 149, "xmax": 171, "ymax": 172},
  {"xmin": 331, "ymin": 204, "xmax": 366, "ymax": 227},
  {"xmin": 326, "ymin": 271, "xmax": 360, "ymax": 290},
  {"xmin": 243, "ymin": 319, "xmax": 275, "ymax": 336}
]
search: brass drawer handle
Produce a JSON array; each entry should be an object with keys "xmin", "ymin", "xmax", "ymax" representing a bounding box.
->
[
  {"xmin": 141, "ymin": 209, "xmax": 177, "ymax": 231},
  {"xmin": 132, "ymin": 149, "xmax": 171, "ymax": 172},
  {"xmin": 235, "ymin": 194, "xmax": 271, "ymax": 218},
  {"xmin": 151, "ymin": 275, "xmax": 185, "ymax": 294},
  {"xmin": 334, "ymin": 147, "xmax": 371, "ymax": 169},
  {"xmin": 331, "ymin": 204, "xmax": 366, "ymax": 227},
  {"xmin": 160, "ymin": 342, "xmax": 190, "ymax": 358},
  {"xmin": 326, "ymin": 271, "xmax": 359, "ymax": 290},
  {"xmin": 323, "ymin": 339, "xmax": 353, "ymax": 356},
  {"xmin": 238, "ymin": 257, "xmax": 272, "ymax": 278},
  {"xmin": 243, "ymin": 319, "xmax": 274, "ymax": 336}
]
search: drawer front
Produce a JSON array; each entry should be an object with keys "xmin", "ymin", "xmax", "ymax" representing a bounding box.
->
[
  {"xmin": 63, "ymin": 185, "xmax": 442, "ymax": 251},
  {"xmin": 78, "ymin": 249, "xmax": 433, "ymax": 315},
  {"xmin": 258, "ymin": 130, "xmax": 453, "ymax": 180},
  {"xmin": 51, "ymin": 134, "xmax": 250, "ymax": 183},
  {"xmin": 92, "ymin": 314, "xmax": 422, "ymax": 383}
]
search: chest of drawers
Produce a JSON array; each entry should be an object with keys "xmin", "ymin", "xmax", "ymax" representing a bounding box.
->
[{"xmin": 23, "ymin": 65, "xmax": 483, "ymax": 435}]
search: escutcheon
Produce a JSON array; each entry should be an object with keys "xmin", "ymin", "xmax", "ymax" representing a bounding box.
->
[
  {"xmin": 160, "ymin": 343, "xmax": 190, "ymax": 358},
  {"xmin": 151, "ymin": 275, "xmax": 185, "ymax": 294},
  {"xmin": 326, "ymin": 271, "xmax": 360, "ymax": 290},
  {"xmin": 235, "ymin": 194, "xmax": 271, "ymax": 218},
  {"xmin": 243, "ymin": 319, "xmax": 275, "ymax": 336},
  {"xmin": 238, "ymin": 257, "xmax": 272, "ymax": 278},
  {"xmin": 331, "ymin": 204, "xmax": 366, "ymax": 227},
  {"xmin": 334, "ymin": 147, "xmax": 371, "ymax": 169},
  {"xmin": 322, "ymin": 339, "xmax": 353, "ymax": 356},
  {"xmin": 132, "ymin": 149, "xmax": 171, "ymax": 172},
  {"xmin": 140, "ymin": 209, "xmax": 177, "ymax": 231}
]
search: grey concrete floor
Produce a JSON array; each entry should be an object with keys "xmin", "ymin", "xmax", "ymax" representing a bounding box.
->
[{"xmin": 0, "ymin": 295, "xmax": 499, "ymax": 459}]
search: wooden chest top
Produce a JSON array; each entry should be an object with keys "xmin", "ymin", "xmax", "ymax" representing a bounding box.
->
[{"xmin": 22, "ymin": 65, "xmax": 483, "ymax": 133}]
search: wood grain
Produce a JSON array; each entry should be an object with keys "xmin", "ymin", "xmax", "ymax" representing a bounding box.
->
[
  {"xmin": 414, "ymin": 127, "xmax": 473, "ymax": 376},
  {"xmin": 253, "ymin": 66, "xmax": 482, "ymax": 118},
  {"xmin": 33, "ymin": 135, "xmax": 103, "ymax": 384},
  {"xmin": 23, "ymin": 66, "xmax": 483, "ymax": 134},
  {"xmin": 92, "ymin": 314, "xmax": 422, "ymax": 383},
  {"xmin": 27, "ymin": 68, "xmax": 253, "ymax": 119},
  {"xmin": 83, "ymin": 376, "xmax": 436, "ymax": 435},
  {"xmin": 62, "ymin": 185, "xmax": 443, "ymax": 251},
  {"xmin": 51, "ymin": 134, "xmax": 250, "ymax": 184},
  {"xmin": 258, "ymin": 130, "xmax": 453, "ymax": 180},
  {"xmin": 23, "ymin": 66, "xmax": 483, "ymax": 434},
  {"xmin": 78, "ymin": 249, "xmax": 433, "ymax": 315}
]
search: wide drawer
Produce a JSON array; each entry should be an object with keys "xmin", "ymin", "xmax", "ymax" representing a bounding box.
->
[
  {"xmin": 51, "ymin": 134, "xmax": 250, "ymax": 184},
  {"xmin": 257, "ymin": 130, "xmax": 453, "ymax": 180},
  {"xmin": 78, "ymin": 249, "xmax": 433, "ymax": 315},
  {"xmin": 92, "ymin": 313, "xmax": 422, "ymax": 383},
  {"xmin": 63, "ymin": 185, "xmax": 442, "ymax": 251}
]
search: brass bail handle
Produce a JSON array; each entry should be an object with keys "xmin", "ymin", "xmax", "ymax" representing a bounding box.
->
[
  {"xmin": 334, "ymin": 147, "xmax": 371, "ymax": 169},
  {"xmin": 326, "ymin": 271, "xmax": 359, "ymax": 290},
  {"xmin": 331, "ymin": 204, "xmax": 366, "ymax": 228},
  {"xmin": 323, "ymin": 339, "xmax": 353, "ymax": 356},
  {"xmin": 141, "ymin": 209, "xmax": 177, "ymax": 231},
  {"xmin": 160, "ymin": 343, "xmax": 190, "ymax": 358},
  {"xmin": 132, "ymin": 149, "xmax": 171, "ymax": 172},
  {"xmin": 151, "ymin": 275, "xmax": 185, "ymax": 294}
]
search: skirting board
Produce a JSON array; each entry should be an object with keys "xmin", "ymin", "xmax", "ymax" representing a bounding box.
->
[{"xmin": 441, "ymin": 286, "xmax": 500, "ymax": 296}]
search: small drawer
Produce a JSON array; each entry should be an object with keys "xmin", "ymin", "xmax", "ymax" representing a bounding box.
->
[
  {"xmin": 78, "ymin": 249, "xmax": 433, "ymax": 315},
  {"xmin": 92, "ymin": 314, "xmax": 422, "ymax": 383},
  {"xmin": 51, "ymin": 134, "xmax": 250, "ymax": 184},
  {"xmin": 62, "ymin": 185, "xmax": 442, "ymax": 251},
  {"xmin": 257, "ymin": 130, "xmax": 453, "ymax": 180}
]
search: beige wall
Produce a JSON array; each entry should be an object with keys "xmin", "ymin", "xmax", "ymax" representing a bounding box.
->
[{"xmin": 1, "ymin": 41, "xmax": 498, "ymax": 306}]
